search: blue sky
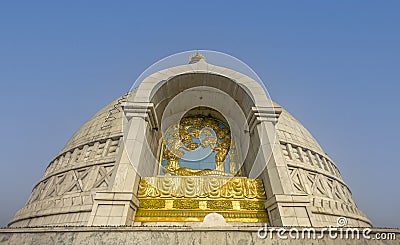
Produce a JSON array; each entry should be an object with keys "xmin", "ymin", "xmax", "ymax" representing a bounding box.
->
[{"xmin": 0, "ymin": 1, "xmax": 399, "ymax": 228}]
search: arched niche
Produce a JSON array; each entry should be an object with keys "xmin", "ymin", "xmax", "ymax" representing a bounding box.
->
[{"xmin": 125, "ymin": 66, "xmax": 276, "ymax": 181}]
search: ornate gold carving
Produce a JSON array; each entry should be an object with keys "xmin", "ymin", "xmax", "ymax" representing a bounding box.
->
[
  {"xmin": 135, "ymin": 209, "xmax": 269, "ymax": 223},
  {"xmin": 162, "ymin": 116, "xmax": 234, "ymax": 176},
  {"xmin": 213, "ymin": 137, "xmax": 230, "ymax": 172},
  {"xmin": 139, "ymin": 199, "xmax": 165, "ymax": 209},
  {"xmin": 207, "ymin": 200, "xmax": 233, "ymax": 210},
  {"xmin": 138, "ymin": 177, "xmax": 266, "ymax": 199},
  {"xmin": 136, "ymin": 176, "xmax": 269, "ymax": 223},
  {"xmin": 162, "ymin": 148, "xmax": 180, "ymax": 174},
  {"xmin": 135, "ymin": 210, "xmax": 269, "ymax": 219},
  {"xmin": 240, "ymin": 201, "xmax": 265, "ymax": 210},
  {"xmin": 165, "ymin": 165, "xmax": 233, "ymax": 177},
  {"xmin": 173, "ymin": 199, "xmax": 199, "ymax": 209}
]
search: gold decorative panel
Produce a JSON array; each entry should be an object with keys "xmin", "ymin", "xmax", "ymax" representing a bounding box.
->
[
  {"xmin": 206, "ymin": 200, "xmax": 233, "ymax": 210},
  {"xmin": 138, "ymin": 176, "xmax": 266, "ymax": 199},
  {"xmin": 173, "ymin": 199, "xmax": 199, "ymax": 209},
  {"xmin": 135, "ymin": 176, "xmax": 269, "ymax": 223}
]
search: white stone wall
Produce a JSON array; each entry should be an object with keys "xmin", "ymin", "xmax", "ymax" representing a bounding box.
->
[{"xmin": 275, "ymin": 108, "xmax": 371, "ymax": 227}]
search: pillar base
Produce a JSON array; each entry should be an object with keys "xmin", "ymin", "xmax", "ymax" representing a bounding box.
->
[
  {"xmin": 87, "ymin": 191, "xmax": 139, "ymax": 226},
  {"xmin": 265, "ymin": 194, "xmax": 312, "ymax": 226}
]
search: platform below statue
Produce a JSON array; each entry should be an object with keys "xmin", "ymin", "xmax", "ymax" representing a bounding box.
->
[{"xmin": 135, "ymin": 176, "xmax": 269, "ymax": 223}]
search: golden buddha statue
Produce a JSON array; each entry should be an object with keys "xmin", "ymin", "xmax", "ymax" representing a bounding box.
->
[{"xmin": 161, "ymin": 116, "xmax": 235, "ymax": 177}]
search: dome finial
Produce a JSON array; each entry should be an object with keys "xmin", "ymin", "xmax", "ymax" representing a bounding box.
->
[{"xmin": 189, "ymin": 51, "xmax": 206, "ymax": 64}]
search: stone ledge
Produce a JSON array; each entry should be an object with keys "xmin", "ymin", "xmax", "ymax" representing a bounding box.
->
[
  {"xmin": 0, "ymin": 226, "xmax": 398, "ymax": 245},
  {"xmin": 1, "ymin": 226, "xmax": 398, "ymax": 233},
  {"xmin": 9, "ymin": 208, "xmax": 92, "ymax": 227},
  {"xmin": 265, "ymin": 194, "xmax": 311, "ymax": 209}
]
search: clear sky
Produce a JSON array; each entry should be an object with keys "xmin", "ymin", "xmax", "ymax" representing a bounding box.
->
[{"xmin": 0, "ymin": 1, "xmax": 399, "ymax": 228}]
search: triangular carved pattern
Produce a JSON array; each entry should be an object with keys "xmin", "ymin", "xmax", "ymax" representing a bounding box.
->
[
  {"xmin": 288, "ymin": 167, "xmax": 307, "ymax": 193},
  {"xmin": 339, "ymin": 184, "xmax": 355, "ymax": 205},
  {"xmin": 44, "ymin": 174, "xmax": 65, "ymax": 198},
  {"xmin": 312, "ymin": 175, "xmax": 330, "ymax": 198},
  {"xmin": 324, "ymin": 178, "xmax": 335, "ymax": 198},
  {"xmin": 304, "ymin": 172, "xmax": 317, "ymax": 195},
  {"xmin": 290, "ymin": 167, "xmax": 330, "ymax": 198},
  {"xmin": 329, "ymin": 179, "xmax": 344, "ymax": 201},
  {"xmin": 28, "ymin": 181, "xmax": 46, "ymax": 204},
  {"xmin": 61, "ymin": 168, "xmax": 91, "ymax": 195},
  {"xmin": 290, "ymin": 167, "xmax": 357, "ymax": 205},
  {"xmin": 93, "ymin": 164, "xmax": 114, "ymax": 189},
  {"xmin": 75, "ymin": 167, "xmax": 91, "ymax": 190},
  {"xmin": 57, "ymin": 172, "xmax": 75, "ymax": 195},
  {"xmin": 27, "ymin": 164, "xmax": 114, "ymax": 204}
]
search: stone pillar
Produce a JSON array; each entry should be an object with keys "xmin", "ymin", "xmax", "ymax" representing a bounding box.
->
[
  {"xmin": 87, "ymin": 102, "xmax": 159, "ymax": 226},
  {"xmin": 249, "ymin": 106, "xmax": 313, "ymax": 227}
]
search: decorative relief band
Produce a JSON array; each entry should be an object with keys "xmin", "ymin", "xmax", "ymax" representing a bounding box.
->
[
  {"xmin": 11, "ymin": 136, "xmax": 121, "ymax": 226},
  {"xmin": 206, "ymin": 200, "xmax": 233, "ymax": 210},
  {"xmin": 135, "ymin": 209, "xmax": 269, "ymax": 222},
  {"xmin": 239, "ymin": 200, "xmax": 265, "ymax": 210},
  {"xmin": 28, "ymin": 163, "xmax": 114, "ymax": 204},
  {"xmin": 44, "ymin": 137, "xmax": 121, "ymax": 178},
  {"xmin": 280, "ymin": 141, "xmax": 341, "ymax": 179},
  {"xmin": 279, "ymin": 141, "xmax": 363, "ymax": 218},
  {"xmin": 136, "ymin": 176, "xmax": 268, "ymax": 223},
  {"xmin": 139, "ymin": 199, "xmax": 165, "ymax": 209},
  {"xmin": 173, "ymin": 199, "xmax": 199, "ymax": 209},
  {"xmin": 287, "ymin": 166, "xmax": 360, "ymax": 215},
  {"xmin": 138, "ymin": 176, "xmax": 266, "ymax": 199}
]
